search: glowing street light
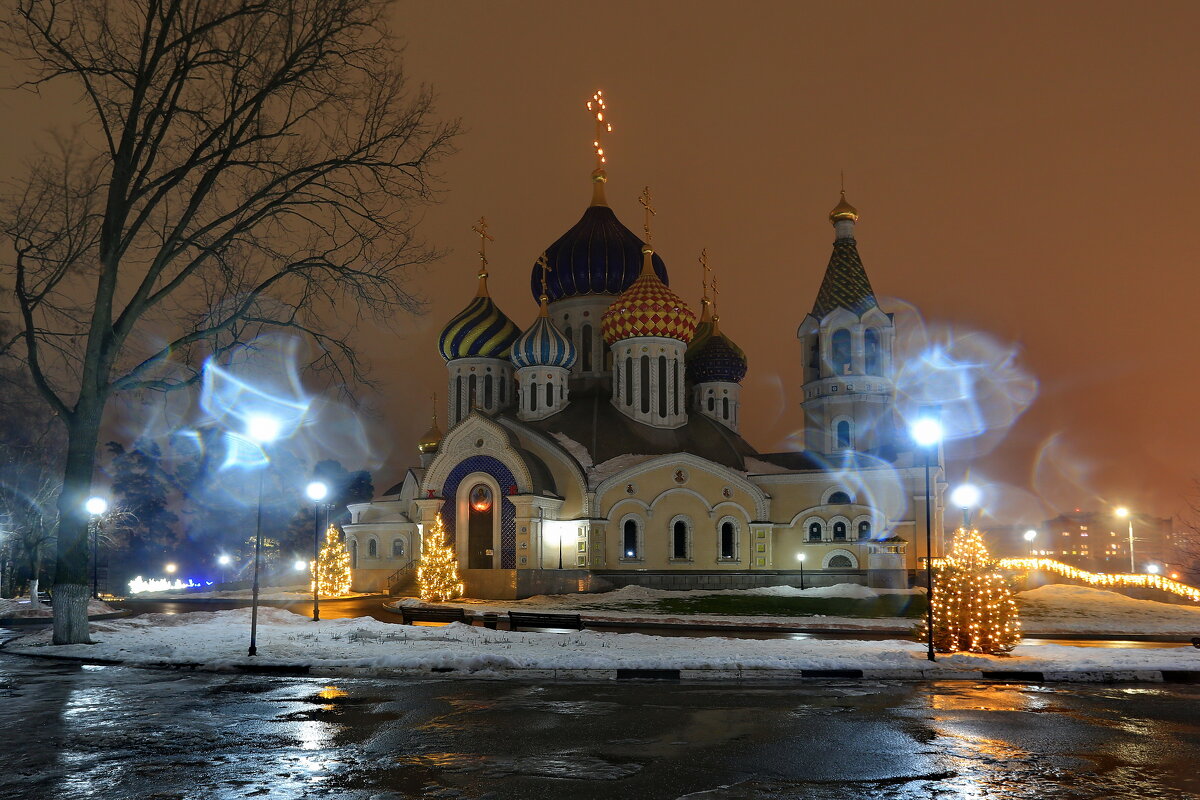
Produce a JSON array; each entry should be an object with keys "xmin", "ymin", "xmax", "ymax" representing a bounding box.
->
[
  {"xmin": 1023, "ymin": 529, "xmax": 1037, "ymax": 556},
  {"xmin": 85, "ymin": 496, "xmax": 109, "ymax": 599},
  {"xmin": 165, "ymin": 562, "xmax": 177, "ymax": 574},
  {"xmin": 796, "ymin": 552, "xmax": 806, "ymax": 590},
  {"xmin": 1146, "ymin": 564, "xmax": 1160, "ymax": 575},
  {"xmin": 306, "ymin": 480, "xmax": 330, "ymax": 622},
  {"xmin": 293, "ymin": 559, "xmax": 309, "ymax": 572},
  {"xmin": 1114, "ymin": 506, "xmax": 1135, "ymax": 573},
  {"xmin": 217, "ymin": 553, "xmax": 232, "ymax": 584},
  {"xmin": 951, "ymin": 484, "xmax": 980, "ymax": 527},
  {"xmin": 910, "ymin": 409, "xmax": 942, "ymax": 664}
]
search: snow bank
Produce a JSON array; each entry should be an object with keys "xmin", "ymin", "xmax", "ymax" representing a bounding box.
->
[
  {"xmin": 551, "ymin": 433, "xmax": 593, "ymax": 469},
  {"xmin": 1016, "ymin": 583, "xmax": 1200, "ymax": 634},
  {"xmin": 0, "ymin": 598, "xmax": 117, "ymax": 619},
  {"xmin": 130, "ymin": 586, "xmax": 373, "ymax": 601},
  {"xmin": 6, "ymin": 606, "xmax": 1197, "ymax": 677}
]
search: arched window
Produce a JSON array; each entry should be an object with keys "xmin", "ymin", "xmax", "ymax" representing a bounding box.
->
[
  {"xmin": 865, "ymin": 328, "xmax": 881, "ymax": 374},
  {"xmin": 833, "ymin": 521, "xmax": 847, "ymax": 540},
  {"xmin": 581, "ymin": 325, "xmax": 593, "ymax": 372},
  {"xmin": 623, "ymin": 519, "xmax": 639, "ymax": 559},
  {"xmin": 640, "ymin": 356, "xmax": 651, "ymax": 414},
  {"xmin": 483, "ymin": 375, "xmax": 493, "ymax": 408},
  {"xmin": 808, "ymin": 522, "xmax": 823, "ymax": 541},
  {"xmin": 707, "ymin": 395, "xmax": 715, "ymax": 411},
  {"xmin": 455, "ymin": 375, "xmax": 463, "ymax": 422},
  {"xmin": 720, "ymin": 521, "xmax": 736, "ymax": 559},
  {"xmin": 672, "ymin": 520, "xmax": 688, "ymax": 559},
  {"xmin": 722, "ymin": 397, "xmax": 730, "ymax": 420},
  {"xmin": 350, "ymin": 539, "xmax": 358, "ymax": 569},
  {"xmin": 836, "ymin": 420, "xmax": 852, "ymax": 449},
  {"xmin": 499, "ymin": 376, "xmax": 507, "ymax": 405},
  {"xmin": 857, "ymin": 521, "xmax": 872, "ymax": 539},
  {"xmin": 828, "ymin": 491, "xmax": 852, "ymax": 505},
  {"xmin": 831, "ymin": 329, "xmax": 852, "ymax": 374},
  {"xmin": 658, "ymin": 356, "xmax": 668, "ymax": 417},
  {"xmin": 624, "ymin": 357, "xmax": 633, "ymax": 406},
  {"xmin": 468, "ymin": 374, "xmax": 478, "ymax": 411},
  {"xmin": 392, "ymin": 539, "xmax": 405, "ymax": 559},
  {"xmin": 828, "ymin": 554, "xmax": 853, "ymax": 568},
  {"xmin": 531, "ymin": 381, "xmax": 539, "ymax": 411},
  {"xmin": 545, "ymin": 381, "xmax": 553, "ymax": 409},
  {"xmin": 673, "ymin": 360, "xmax": 680, "ymax": 414},
  {"xmin": 367, "ymin": 538, "xmax": 378, "ymax": 558}
]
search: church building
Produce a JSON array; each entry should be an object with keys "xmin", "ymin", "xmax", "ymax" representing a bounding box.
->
[{"xmin": 344, "ymin": 94, "xmax": 945, "ymax": 598}]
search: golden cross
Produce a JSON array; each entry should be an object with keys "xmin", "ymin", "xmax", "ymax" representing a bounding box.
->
[
  {"xmin": 471, "ymin": 216, "xmax": 494, "ymax": 275},
  {"xmin": 536, "ymin": 251, "xmax": 551, "ymax": 299},
  {"xmin": 699, "ymin": 248, "xmax": 712, "ymax": 305},
  {"xmin": 638, "ymin": 186, "xmax": 656, "ymax": 242},
  {"xmin": 711, "ymin": 274, "xmax": 720, "ymax": 318},
  {"xmin": 430, "ymin": 393, "xmax": 439, "ymax": 426},
  {"xmin": 586, "ymin": 89, "xmax": 612, "ymax": 169}
]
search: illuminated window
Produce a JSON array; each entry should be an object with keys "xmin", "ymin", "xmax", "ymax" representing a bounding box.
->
[
  {"xmin": 392, "ymin": 539, "xmax": 405, "ymax": 558},
  {"xmin": 623, "ymin": 519, "xmax": 640, "ymax": 559}
]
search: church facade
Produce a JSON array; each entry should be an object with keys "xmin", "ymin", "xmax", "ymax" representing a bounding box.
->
[{"xmin": 344, "ymin": 113, "xmax": 945, "ymax": 598}]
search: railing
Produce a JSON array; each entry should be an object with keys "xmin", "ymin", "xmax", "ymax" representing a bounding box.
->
[{"xmin": 386, "ymin": 557, "xmax": 418, "ymax": 594}]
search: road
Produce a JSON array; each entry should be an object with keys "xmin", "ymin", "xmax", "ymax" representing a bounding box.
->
[{"xmin": 1, "ymin": 652, "xmax": 1197, "ymax": 800}]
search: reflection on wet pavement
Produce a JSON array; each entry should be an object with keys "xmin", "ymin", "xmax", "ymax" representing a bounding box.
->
[{"xmin": 0, "ymin": 651, "xmax": 1197, "ymax": 800}]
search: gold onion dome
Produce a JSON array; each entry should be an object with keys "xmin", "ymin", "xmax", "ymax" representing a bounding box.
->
[
  {"xmin": 601, "ymin": 245, "xmax": 697, "ymax": 344},
  {"xmin": 829, "ymin": 191, "xmax": 859, "ymax": 224},
  {"xmin": 418, "ymin": 417, "xmax": 442, "ymax": 454}
]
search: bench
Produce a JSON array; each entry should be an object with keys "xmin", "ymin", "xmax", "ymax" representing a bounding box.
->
[
  {"xmin": 507, "ymin": 611, "xmax": 584, "ymax": 632},
  {"xmin": 399, "ymin": 606, "xmax": 468, "ymax": 626}
]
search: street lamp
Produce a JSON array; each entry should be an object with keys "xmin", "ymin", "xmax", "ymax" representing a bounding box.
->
[
  {"xmin": 951, "ymin": 484, "xmax": 981, "ymax": 528},
  {"xmin": 217, "ymin": 554, "xmax": 231, "ymax": 584},
  {"xmin": 85, "ymin": 496, "xmax": 108, "ymax": 599},
  {"xmin": 293, "ymin": 559, "xmax": 308, "ymax": 572},
  {"xmin": 796, "ymin": 552, "xmax": 806, "ymax": 590},
  {"xmin": 246, "ymin": 413, "xmax": 281, "ymax": 657},
  {"xmin": 1146, "ymin": 564, "xmax": 1160, "ymax": 575},
  {"xmin": 1023, "ymin": 529, "xmax": 1037, "ymax": 557},
  {"xmin": 164, "ymin": 562, "xmax": 177, "ymax": 574},
  {"xmin": 558, "ymin": 527, "xmax": 566, "ymax": 570},
  {"xmin": 1115, "ymin": 507, "xmax": 1135, "ymax": 573},
  {"xmin": 910, "ymin": 412, "xmax": 943, "ymax": 663},
  {"xmin": 305, "ymin": 480, "xmax": 330, "ymax": 622}
]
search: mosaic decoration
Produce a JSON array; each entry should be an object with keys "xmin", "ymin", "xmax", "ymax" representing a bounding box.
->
[{"xmin": 440, "ymin": 455, "xmax": 518, "ymax": 569}]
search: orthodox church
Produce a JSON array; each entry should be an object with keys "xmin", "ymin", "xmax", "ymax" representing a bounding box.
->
[{"xmin": 345, "ymin": 95, "xmax": 945, "ymax": 598}]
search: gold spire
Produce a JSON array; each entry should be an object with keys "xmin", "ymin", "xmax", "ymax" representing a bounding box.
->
[
  {"xmin": 637, "ymin": 186, "xmax": 657, "ymax": 275},
  {"xmin": 471, "ymin": 216, "xmax": 494, "ymax": 296},
  {"xmin": 587, "ymin": 90, "xmax": 612, "ymax": 207},
  {"xmin": 418, "ymin": 394, "xmax": 442, "ymax": 454},
  {"xmin": 711, "ymin": 274, "xmax": 722, "ymax": 335},
  {"xmin": 536, "ymin": 252, "xmax": 551, "ymax": 317},
  {"xmin": 829, "ymin": 189, "xmax": 859, "ymax": 224},
  {"xmin": 698, "ymin": 248, "xmax": 713, "ymax": 323}
]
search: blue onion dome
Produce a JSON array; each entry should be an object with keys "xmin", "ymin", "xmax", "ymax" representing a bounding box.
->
[
  {"xmin": 529, "ymin": 188, "xmax": 669, "ymax": 302},
  {"xmin": 511, "ymin": 298, "xmax": 577, "ymax": 369},
  {"xmin": 438, "ymin": 270, "xmax": 521, "ymax": 361},
  {"xmin": 686, "ymin": 318, "xmax": 748, "ymax": 384}
]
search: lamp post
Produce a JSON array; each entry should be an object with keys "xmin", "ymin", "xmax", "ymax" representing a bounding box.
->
[
  {"xmin": 797, "ymin": 552, "xmax": 806, "ymax": 590},
  {"xmin": 217, "ymin": 554, "xmax": 231, "ymax": 585},
  {"xmin": 1023, "ymin": 529, "xmax": 1037, "ymax": 557},
  {"xmin": 85, "ymin": 496, "xmax": 108, "ymax": 599},
  {"xmin": 951, "ymin": 484, "xmax": 980, "ymax": 529},
  {"xmin": 1115, "ymin": 507, "xmax": 1135, "ymax": 573},
  {"xmin": 305, "ymin": 480, "xmax": 329, "ymax": 622},
  {"xmin": 910, "ymin": 415, "xmax": 943, "ymax": 663},
  {"xmin": 558, "ymin": 527, "xmax": 565, "ymax": 570},
  {"xmin": 246, "ymin": 413, "xmax": 282, "ymax": 657}
]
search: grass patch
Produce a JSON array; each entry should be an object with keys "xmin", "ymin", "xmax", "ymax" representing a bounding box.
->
[{"xmin": 641, "ymin": 594, "xmax": 927, "ymax": 618}]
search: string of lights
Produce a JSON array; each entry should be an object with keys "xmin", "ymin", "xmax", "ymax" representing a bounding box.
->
[
  {"xmin": 997, "ymin": 558, "xmax": 1200, "ymax": 602},
  {"xmin": 418, "ymin": 513, "xmax": 464, "ymax": 602},
  {"xmin": 315, "ymin": 524, "xmax": 352, "ymax": 597},
  {"xmin": 920, "ymin": 527, "xmax": 1022, "ymax": 655}
]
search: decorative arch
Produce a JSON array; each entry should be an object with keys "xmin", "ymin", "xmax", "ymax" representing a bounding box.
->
[
  {"xmin": 801, "ymin": 515, "xmax": 826, "ymax": 541},
  {"xmin": 822, "ymin": 486, "xmax": 855, "ymax": 505},
  {"xmin": 422, "ymin": 414, "xmax": 534, "ymax": 496},
  {"xmin": 494, "ymin": 419, "xmax": 590, "ymax": 515},
  {"xmin": 595, "ymin": 453, "xmax": 771, "ymax": 519},
  {"xmin": 618, "ymin": 512, "xmax": 644, "ymax": 561},
  {"xmin": 710, "ymin": 500, "xmax": 752, "ymax": 522},
  {"xmin": 716, "ymin": 514, "xmax": 741, "ymax": 560},
  {"xmin": 852, "ymin": 514, "xmax": 876, "ymax": 540},
  {"xmin": 649, "ymin": 487, "xmax": 713, "ymax": 516},
  {"xmin": 440, "ymin": 458, "xmax": 518, "ymax": 569},
  {"xmin": 668, "ymin": 513, "xmax": 693, "ymax": 561},
  {"xmin": 366, "ymin": 536, "xmax": 378, "ymax": 559},
  {"xmin": 822, "ymin": 548, "xmax": 859, "ymax": 569}
]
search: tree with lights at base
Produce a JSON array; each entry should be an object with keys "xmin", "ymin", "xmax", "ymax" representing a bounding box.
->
[
  {"xmin": 920, "ymin": 527, "xmax": 1022, "ymax": 654},
  {"xmin": 315, "ymin": 524, "xmax": 352, "ymax": 597},
  {"xmin": 418, "ymin": 513, "xmax": 463, "ymax": 602}
]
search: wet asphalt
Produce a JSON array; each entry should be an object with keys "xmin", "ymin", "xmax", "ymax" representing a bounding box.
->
[{"xmin": 1, "ymin": 651, "xmax": 1198, "ymax": 800}]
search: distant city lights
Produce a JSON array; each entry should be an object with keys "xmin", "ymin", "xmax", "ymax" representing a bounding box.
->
[{"xmin": 128, "ymin": 577, "xmax": 214, "ymax": 594}]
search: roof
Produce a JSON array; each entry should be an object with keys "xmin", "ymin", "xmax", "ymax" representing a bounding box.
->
[{"xmin": 811, "ymin": 238, "xmax": 878, "ymax": 319}]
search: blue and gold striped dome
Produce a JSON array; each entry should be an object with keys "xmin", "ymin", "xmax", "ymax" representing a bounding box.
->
[
  {"xmin": 511, "ymin": 307, "xmax": 577, "ymax": 370},
  {"xmin": 438, "ymin": 274, "xmax": 521, "ymax": 362}
]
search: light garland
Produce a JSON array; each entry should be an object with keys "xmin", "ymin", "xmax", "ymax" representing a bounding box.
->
[
  {"xmin": 315, "ymin": 524, "xmax": 352, "ymax": 597},
  {"xmin": 417, "ymin": 513, "xmax": 464, "ymax": 602},
  {"xmin": 919, "ymin": 527, "xmax": 1022, "ymax": 655},
  {"xmin": 997, "ymin": 558, "xmax": 1200, "ymax": 602}
]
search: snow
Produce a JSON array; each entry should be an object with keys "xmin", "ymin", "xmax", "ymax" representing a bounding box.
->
[
  {"xmin": 1017, "ymin": 584, "xmax": 1200, "ymax": 634},
  {"xmin": 742, "ymin": 457, "xmax": 792, "ymax": 475},
  {"xmin": 0, "ymin": 598, "xmax": 118, "ymax": 619},
  {"xmin": 128, "ymin": 584, "xmax": 375, "ymax": 601},
  {"xmin": 589, "ymin": 454, "xmax": 655, "ymax": 483},
  {"xmin": 551, "ymin": 432, "xmax": 593, "ymax": 469},
  {"xmin": 6, "ymin": 606, "xmax": 1197, "ymax": 678}
]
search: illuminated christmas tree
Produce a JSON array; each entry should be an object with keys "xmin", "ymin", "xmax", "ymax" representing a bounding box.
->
[
  {"xmin": 315, "ymin": 524, "xmax": 352, "ymax": 597},
  {"xmin": 418, "ymin": 513, "xmax": 463, "ymax": 602},
  {"xmin": 920, "ymin": 527, "xmax": 1021, "ymax": 654}
]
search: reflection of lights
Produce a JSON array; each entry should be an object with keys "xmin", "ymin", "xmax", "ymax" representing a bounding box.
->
[
  {"xmin": 84, "ymin": 496, "xmax": 109, "ymax": 516},
  {"xmin": 951, "ymin": 484, "xmax": 980, "ymax": 509},
  {"xmin": 317, "ymin": 686, "xmax": 347, "ymax": 701},
  {"xmin": 306, "ymin": 481, "xmax": 329, "ymax": 502},
  {"xmin": 1172, "ymin": 572, "xmax": 1180, "ymax": 579},
  {"xmin": 165, "ymin": 563, "xmax": 177, "ymax": 574},
  {"xmin": 128, "ymin": 576, "xmax": 211, "ymax": 593},
  {"xmin": 911, "ymin": 417, "xmax": 944, "ymax": 447},
  {"xmin": 625, "ymin": 550, "xmax": 635, "ymax": 557},
  {"xmin": 218, "ymin": 554, "xmax": 232, "ymax": 565}
]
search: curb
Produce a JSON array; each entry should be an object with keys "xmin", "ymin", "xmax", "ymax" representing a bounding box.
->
[{"xmin": 3, "ymin": 644, "xmax": 1196, "ymax": 685}]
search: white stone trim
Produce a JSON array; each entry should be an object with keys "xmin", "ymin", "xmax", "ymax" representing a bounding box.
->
[
  {"xmin": 617, "ymin": 513, "xmax": 645, "ymax": 562},
  {"xmin": 667, "ymin": 513, "xmax": 694, "ymax": 561},
  {"xmin": 422, "ymin": 414, "xmax": 534, "ymax": 496},
  {"xmin": 596, "ymin": 453, "xmax": 771, "ymax": 519},
  {"xmin": 455, "ymin": 472, "xmax": 502, "ymax": 569},
  {"xmin": 715, "ymin": 515, "xmax": 741, "ymax": 562},
  {"xmin": 822, "ymin": 548, "xmax": 859, "ymax": 569}
]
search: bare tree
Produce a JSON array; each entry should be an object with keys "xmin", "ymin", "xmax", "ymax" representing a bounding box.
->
[
  {"xmin": 1, "ymin": 0, "xmax": 458, "ymax": 643},
  {"xmin": 1173, "ymin": 481, "xmax": 1200, "ymax": 584}
]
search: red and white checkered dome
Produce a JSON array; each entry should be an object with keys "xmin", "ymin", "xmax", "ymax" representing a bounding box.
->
[{"xmin": 601, "ymin": 248, "xmax": 697, "ymax": 344}]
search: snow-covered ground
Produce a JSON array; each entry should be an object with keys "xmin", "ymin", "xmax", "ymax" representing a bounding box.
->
[
  {"xmin": 127, "ymin": 585, "xmax": 376, "ymax": 601},
  {"xmin": 392, "ymin": 583, "xmax": 1200, "ymax": 635},
  {"xmin": 5, "ymin": 606, "xmax": 1197, "ymax": 679},
  {"xmin": 0, "ymin": 598, "xmax": 118, "ymax": 619}
]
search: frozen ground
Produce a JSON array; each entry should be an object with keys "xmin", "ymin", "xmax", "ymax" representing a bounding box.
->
[
  {"xmin": 128, "ymin": 584, "xmax": 376, "ymax": 601},
  {"xmin": 5, "ymin": 605, "xmax": 1198, "ymax": 677},
  {"xmin": 0, "ymin": 598, "xmax": 117, "ymax": 619},
  {"xmin": 396, "ymin": 582, "xmax": 1200, "ymax": 635}
]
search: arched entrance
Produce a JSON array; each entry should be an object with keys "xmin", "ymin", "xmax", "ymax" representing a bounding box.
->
[{"xmin": 467, "ymin": 483, "xmax": 495, "ymax": 569}]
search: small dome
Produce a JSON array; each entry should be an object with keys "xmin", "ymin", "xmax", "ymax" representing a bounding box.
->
[
  {"xmin": 532, "ymin": 205, "xmax": 668, "ymax": 302},
  {"xmin": 437, "ymin": 279, "xmax": 521, "ymax": 361},
  {"xmin": 687, "ymin": 327, "xmax": 748, "ymax": 384},
  {"xmin": 511, "ymin": 312, "xmax": 577, "ymax": 369},
  {"xmin": 418, "ymin": 419, "xmax": 442, "ymax": 454},
  {"xmin": 829, "ymin": 191, "xmax": 859, "ymax": 224},
  {"xmin": 601, "ymin": 246, "xmax": 697, "ymax": 344}
]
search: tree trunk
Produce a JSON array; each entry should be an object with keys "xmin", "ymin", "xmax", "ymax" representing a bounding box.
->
[
  {"xmin": 52, "ymin": 408, "xmax": 103, "ymax": 644},
  {"xmin": 28, "ymin": 577, "xmax": 41, "ymax": 607}
]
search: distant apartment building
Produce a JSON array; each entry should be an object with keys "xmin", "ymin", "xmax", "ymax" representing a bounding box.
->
[{"xmin": 1033, "ymin": 511, "xmax": 1173, "ymax": 573}]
